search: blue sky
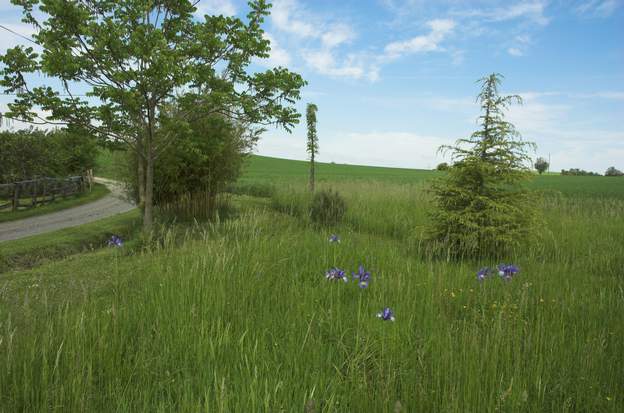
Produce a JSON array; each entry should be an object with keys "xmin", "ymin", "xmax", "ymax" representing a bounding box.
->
[{"xmin": 1, "ymin": 0, "xmax": 623, "ymax": 172}]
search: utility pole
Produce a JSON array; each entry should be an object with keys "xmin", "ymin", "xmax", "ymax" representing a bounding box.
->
[{"xmin": 548, "ymin": 153, "xmax": 551, "ymax": 173}]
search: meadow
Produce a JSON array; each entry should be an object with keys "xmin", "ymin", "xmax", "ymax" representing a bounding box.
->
[{"xmin": 1, "ymin": 154, "xmax": 623, "ymax": 412}]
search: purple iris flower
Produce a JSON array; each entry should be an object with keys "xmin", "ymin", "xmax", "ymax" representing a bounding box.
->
[
  {"xmin": 328, "ymin": 234, "xmax": 340, "ymax": 243},
  {"xmin": 107, "ymin": 235, "xmax": 123, "ymax": 247},
  {"xmin": 477, "ymin": 267, "xmax": 490, "ymax": 281},
  {"xmin": 352, "ymin": 265, "xmax": 371, "ymax": 288},
  {"xmin": 377, "ymin": 307, "xmax": 395, "ymax": 322},
  {"xmin": 497, "ymin": 264, "xmax": 519, "ymax": 280},
  {"xmin": 325, "ymin": 267, "xmax": 348, "ymax": 282}
]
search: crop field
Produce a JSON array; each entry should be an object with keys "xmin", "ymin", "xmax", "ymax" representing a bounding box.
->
[{"xmin": 1, "ymin": 154, "xmax": 623, "ymax": 412}]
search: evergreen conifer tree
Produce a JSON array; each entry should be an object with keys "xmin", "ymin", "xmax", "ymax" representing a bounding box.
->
[{"xmin": 427, "ymin": 73, "xmax": 538, "ymax": 258}]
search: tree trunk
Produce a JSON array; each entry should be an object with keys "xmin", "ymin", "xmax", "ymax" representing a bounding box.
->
[
  {"xmin": 137, "ymin": 140, "xmax": 146, "ymax": 208},
  {"xmin": 143, "ymin": 105, "xmax": 155, "ymax": 233},
  {"xmin": 144, "ymin": 151, "xmax": 154, "ymax": 233},
  {"xmin": 309, "ymin": 154, "xmax": 315, "ymax": 192}
]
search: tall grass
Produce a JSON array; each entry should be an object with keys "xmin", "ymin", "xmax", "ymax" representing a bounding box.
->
[{"xmin": 1, "ymin": 179, "xmax": 623, "ymax": 411}]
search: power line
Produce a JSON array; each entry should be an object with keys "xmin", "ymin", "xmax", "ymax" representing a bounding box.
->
[
  {"xmin": 3, "ymin": 93, "xmax": 90, "ymax": 96},
  {"xmin": 0, "ymin": 23, "xmax": 38, "ymax": 44},
  {"xmin": 0, "ymin": 26, "xmax": 92, "ymax": 99},
  {"xmin": 0, "ymin": 23, "xmax": 39, "ymax": 46}
]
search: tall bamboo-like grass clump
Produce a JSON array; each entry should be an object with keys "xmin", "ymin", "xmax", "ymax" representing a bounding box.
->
[{"xmin": 427, "ymin": 74, "xmax": 539, "ymax": 258}]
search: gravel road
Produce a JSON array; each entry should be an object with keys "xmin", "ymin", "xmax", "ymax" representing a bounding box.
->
[{"xmin": 0, "ymin": 178, "xmax": 135, "ymax": 243}]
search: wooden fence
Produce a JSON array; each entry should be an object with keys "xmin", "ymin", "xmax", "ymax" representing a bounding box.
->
[{"xmin": 0, "ymin": 176, "xmax": 90, "ymax": 212}]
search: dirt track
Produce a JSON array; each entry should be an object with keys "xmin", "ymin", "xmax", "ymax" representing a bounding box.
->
[{"xmin": 0, "ymin": 178, "xmax": 135, "ymax": 243}]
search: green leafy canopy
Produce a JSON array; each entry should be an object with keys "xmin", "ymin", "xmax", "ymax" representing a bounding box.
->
[{"xmin": 1, "ymin": 0, "xmax": 306, "ymax": 143}]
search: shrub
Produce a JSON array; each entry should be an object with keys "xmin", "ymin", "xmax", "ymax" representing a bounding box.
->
[
  {"xmin": 125, "ymin": 99, "xmax": 256, "ymax": 219},
  {"xmin": 0, "ymin": 128, "xmax": 97, "ymax": 183},
  {"xmin": 605, "ymin": 166, "xmax": 623, "ymax": 177},
  {"xmin": 226, "ymin": 182, "xmax": 276, "ymax": 198},
  {"xmin": 561, "ymin": 168, "xmax": 601, "ymax": 176},
  {"xmin": 309, "ymin": 189, "xmax": 346, "ymax": 226},
  {"xmin": 534, "ymin": 157, "xmax": 549, "ymax": 174},
  {"xmin": 436, "ymin": 162, "xmax": 449, "ymax": 171}
]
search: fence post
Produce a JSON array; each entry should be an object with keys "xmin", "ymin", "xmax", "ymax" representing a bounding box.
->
[
  {"xmin": 32, "ymin": 180, "xmax": 38, "ymax": 207},
  {"xmin": 12, "ymin": 183, "xmax": 20, "ymax": 211},
  {"xmin": 86, "ymin": 169, "xmax": 93, "ymax": 191},
  {"xmin": 42, "ymin": 179, "xmax": 48, "ymax": 204}
]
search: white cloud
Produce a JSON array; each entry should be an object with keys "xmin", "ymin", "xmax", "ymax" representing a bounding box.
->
[
  {"xmin": 575, "ymin": 0, "xmax": 621, "ymax": 17},
  {"xmin": 194, "ymin": 0, "xmax": 237, "ymax": 17},
  {"xmin": 514, "ymin": 90, "xmax": 624, "ymax": 101},
  {"xmin": 259, "ymin": 33, "xmax": 291, "ymax": 67},
  {"xmin": 507, "ymin": 95, "xmax": 571, "ymax": 135},
  {"xmin": 503, "ymin": 92, "xmax": 624, "ymax": 171},
  {"xmin": 271, "ymin": 0, "xmax": 316, "ymax": 38},
  {"xmin": 255, "ymin": 129, "xmax": 454, "ymax": 169},
  {"xmin": 451, "ymin": 50, "xmax": 465, "ymax": 65},
  {"xmin": 270, "ymin": 1, "xmax": 356, "ymax": 47},
  {"xmin": 269, "ymin": 0, "xmax": 381, "ymax": 81},
  {"xmin": 326, "ymin": 131, "xmax": 454, "ymax": 168},
  {"xmin": 457, "ymin": 1, "xmax": 550, "ymax": 26},
  {"xmin": 575, "ymin": 91, "xmax": 624, "ymax": 100},
  {"xmin": 256, "ymin": 89, "xmax": 623, "ymax": 171},
  {"xmin": 507, "ymin": 34, "xmax": 532, "ymax": 56},
  {"xmin": 321, "ymin": 24, "xmax": 355, "ymax": 48},
  {"xmin": 384, "ymin": 19, "xmax": 456, "ymax": 59},
  {"xmin": 302, "ymin": 50, "xmax": 379, "ymax": 81}
]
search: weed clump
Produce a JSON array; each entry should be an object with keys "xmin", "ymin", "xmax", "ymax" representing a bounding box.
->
[{"xmin": 309, "ymin": 189, "xmax": 346, "ymax": 226}]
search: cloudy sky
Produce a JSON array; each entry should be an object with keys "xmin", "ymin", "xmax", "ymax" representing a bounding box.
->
[{"xmin": 1, "ymin": 0, "xmax": 623, "ymax": 172}]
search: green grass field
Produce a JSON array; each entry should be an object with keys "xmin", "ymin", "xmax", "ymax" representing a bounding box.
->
[
  {"xmin": 240, "ymin": 155, "xmax": 624, "ymax": 199},
  {"xmin": 1, "ymin": 153, "xmax": 622, "ymax": 412}
]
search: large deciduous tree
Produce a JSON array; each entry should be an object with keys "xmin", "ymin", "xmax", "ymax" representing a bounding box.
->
[
  {"xmin": 0, "ymin": 0, "xmax": 306, "ymax": 231},
  {"xmin": 427, "ymin": 73, "xmax": 539, "ymax": 258}
]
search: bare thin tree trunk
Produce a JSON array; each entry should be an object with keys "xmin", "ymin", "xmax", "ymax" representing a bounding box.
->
[
  {"xmin": 309, "ymin": 153, "xmax": 315, "ymax": 192},
  {"xmin": 137, "ymin": 156, "xmax": 146, "ymax": 207},
  {"xmin": 144, "ymin": 146, "xmax": 154, "ymax": 232},
  {"xmin": 137, "ymin": 137, "xmax": 146, "ymax": 208},
  {"xmin": 143, "ymin": 105, "xmax": 155, "ymax": 233}
]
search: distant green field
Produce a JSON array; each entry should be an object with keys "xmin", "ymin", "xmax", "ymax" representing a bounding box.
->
[
  {"xmin": 241, "ymin": 155, "xmax": 624, "ymax": 199},
  {"xmin": 240, "ymin": 155, "xmax": 438, "ymax": 184},
  {"xmin": 96, "ymin": 150, "xmax": 624, "ymax": 199},
  {"xmin": 529, "ymin": 174, "xmax": 624, "ymax": 198}
]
